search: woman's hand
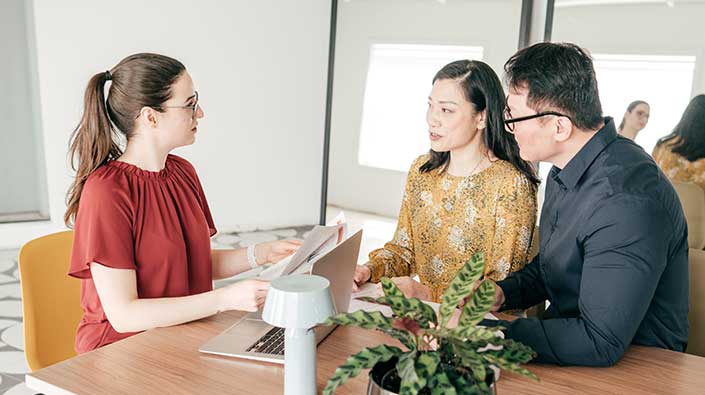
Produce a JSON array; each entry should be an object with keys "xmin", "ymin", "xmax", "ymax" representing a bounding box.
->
[
  {"xmin": 219, "ymin": 279, "xmax": 270, "ymax": 312},
  {"xmin": 256, "ymin": 239, "xmax": 302, "ymax": 264},
  {"xmin": 352, "ymin": 264, "xmax": 372, "ymax": 291},
  {"xmin": 382, "ymin": 276, "xmax": 432, "ymax": 301}
]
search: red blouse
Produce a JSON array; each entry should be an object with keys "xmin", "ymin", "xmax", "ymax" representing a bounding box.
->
[{"xmin": 69, "ymin": 154, "xmax": 216, "ymax": 354}]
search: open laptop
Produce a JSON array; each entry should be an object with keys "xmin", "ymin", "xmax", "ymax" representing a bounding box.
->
[{"xmin": 199, "ymin": 229, "xmax": 362, "ymax": 364}]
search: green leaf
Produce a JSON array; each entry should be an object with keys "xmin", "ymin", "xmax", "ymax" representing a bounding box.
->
[
  {"xmin": 415, "ymin": 352, "xmax": 440, "ymax": 391},
  {"xmin": 397, "ymin": 351, "xmax": 420, "ymax": 395},
  {"xmin": 482, "ymin": 354, "xmax": 539, "ymax": 381},
  {"xmin": 323, "ymin": 310, "xmax": 418, "ymax": 349},
  {"xmin": 448, "ymin": 340, "xmax": 486, "ymax": 382},
  {"xmin": 428, "ymin": 372, "xmax": 458, "ymax": 395},
  {"xmin": 457, "ymin": 281, "xmax": 496, "ymax": 331},
  {"xmin": 380, "ymin": 277, "xmax": 404, "ymax": 297},
  {"xmin": 323, "ymin": 345, "xmax": 403, "ymax": 395},
  {"xmin": 446, "ymin": 369, "xmax": 489, "ymax": 395},
  {"xmin": 439, "ymin": 253, "xmax": 485, "ymax": 327},
  {"xmin": 324, "ymin": 310, "xmax": 393, "ymax": 330},
  {"xmin": 357, "ymin": 295, "xmax": 438, "ymax": 328},
  {"xmin": 481, "ymin": 340, "xmax": 536, "ymax": 365},
  {"xmin": 452, "ymin": 325, "xmax": 499, "ymax": 341}
]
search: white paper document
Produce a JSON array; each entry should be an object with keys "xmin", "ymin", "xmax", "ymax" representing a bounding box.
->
[{"xmin": 258, "ymin": 213, "xmax": 348, "ymax": 280}]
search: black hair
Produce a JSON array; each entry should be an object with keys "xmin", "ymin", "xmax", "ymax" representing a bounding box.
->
[
  {"xmin": 656, "ymin": 94, "xmax": 705, "ymax": 161},
  {"xmin": 420, "ymin": 60, "xmax": 539, "ymax": 186},
  {"xmin": 503, "ymin": 42, "xmax": 603, "ymax": 131}
]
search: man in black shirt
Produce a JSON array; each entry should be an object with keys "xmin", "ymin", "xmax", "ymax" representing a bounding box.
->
[{"xmin": 488, "ymin": 42, "xmax": 689, "ymax": 366}]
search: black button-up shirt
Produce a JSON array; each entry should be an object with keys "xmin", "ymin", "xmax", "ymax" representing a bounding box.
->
[{"xmin": 496, "ymin": 117, "xmax": 689, "ymax": 366}]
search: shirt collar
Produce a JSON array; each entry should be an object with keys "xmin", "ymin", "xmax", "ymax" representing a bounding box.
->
[{"xmin": 552, "ymin": 117, "xmax": 618, "ymax": 190}]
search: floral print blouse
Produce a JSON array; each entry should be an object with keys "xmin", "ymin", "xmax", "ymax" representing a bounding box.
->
[
  {"xmin": 653, "ymin": 142, "xmax": 705, "ymax": 191},
  {"xmin": 367, "ymin": 154, "xmax": 537, "ymax": 302}
]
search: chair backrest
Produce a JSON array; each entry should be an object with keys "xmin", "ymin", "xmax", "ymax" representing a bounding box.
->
[
  {"xmin": 18, "ymin": 230, "xmax": 82, "ymax": 371},
  {"xmin": 671, "ymin": 181, "xmax": 705, "ymax": 250},
  {"xmin": 688, "ymin": 248, "xmax": 705, "ymax": 357}
]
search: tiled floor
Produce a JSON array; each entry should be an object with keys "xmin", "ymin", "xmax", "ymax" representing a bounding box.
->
[{"xmin": 0, "ymin": 207, "xmax": 396, "ymax": 394}]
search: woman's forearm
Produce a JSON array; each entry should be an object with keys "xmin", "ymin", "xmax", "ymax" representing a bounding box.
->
[
  {"xmin": 211, "ymin": 248, "xmax": 252, "ymax": 279},
  {"xmin": 110, "ymin": 288, "xmax": 227, "ymax": 333}
]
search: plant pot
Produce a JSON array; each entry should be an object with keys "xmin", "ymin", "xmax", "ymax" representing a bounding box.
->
[{"xmin": 366, "ymin": 357, "xmax": 497, "ymax": 395}]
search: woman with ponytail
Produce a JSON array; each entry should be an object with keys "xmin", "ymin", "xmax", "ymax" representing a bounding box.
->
[
  {"xmin": 66, "ymin": 53, "xmax": 300, "ymax": 353},
  {"xmin": 352, "ymin": 60, "xmax": 538, "ymax": 303}
]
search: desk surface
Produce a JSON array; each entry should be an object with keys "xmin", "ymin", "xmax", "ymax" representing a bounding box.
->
[{"xmin": 27, "ymin": 311, "xmax": 705, "ymax": 395}]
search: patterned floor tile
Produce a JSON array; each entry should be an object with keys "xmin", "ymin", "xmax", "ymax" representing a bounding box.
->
[
  {"xmin": 236, "ymin": 231, "xmax": 279, "ymax": 246},
  {"xmin": 270, "ymin": 228, "xmax": 297, "ymax": 238},
  {"xmin": 0, "ymin": 351, "xmax": 29, "ymax": 375},
  {"xmin": 214, "ymin": 234, "xmax": 241, "ymax": 246},
  {"xmin": 0, "ymin": 260, "xmax": 15, "ymax": 274},
  {"xmin": 1, "ymin": 324, "xmax": 22, "ymax": 351},
  {"xmin": 0, "ymin": 322, "xmax": 18, "ymax": 332},
  {"xmin": 3, "ymin": 380, "xmax": 38, "ymax": 395},
  {"xmin": 0, "ymin": 374, "xmax": 16, "ymax": 394},
  {"xmin": 0, "ymin": 303, "xmax": 21, "ymax": 319},
  {"xmin": 0, "ymin": 277, "xmax": 15, "ymax": 286},
  {"xmin": 0, "ymin": 285, "xmax": 20, "ymax": 300}
]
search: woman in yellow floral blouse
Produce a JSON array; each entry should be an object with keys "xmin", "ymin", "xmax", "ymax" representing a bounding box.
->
[
  {"xmin": 652, "ymin": 94, "xmax": 705, "ymax": 191},
  {"xmin": 352, "ymin": 60, "xmax": 539, "ymax": 302}
]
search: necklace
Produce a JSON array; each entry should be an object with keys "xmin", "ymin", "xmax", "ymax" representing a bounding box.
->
[
  {"xmin": 449, "ymin": 151, "xmax": 487, "ymax": 177},
  {"xmin": 468, "ymin": 152, "xmax": 487, "ymax": 177}
]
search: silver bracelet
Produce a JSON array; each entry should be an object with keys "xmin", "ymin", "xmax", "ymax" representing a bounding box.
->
[{"xmin": 247, "ymin": 244, "xmax": 258, "ymax": 269}]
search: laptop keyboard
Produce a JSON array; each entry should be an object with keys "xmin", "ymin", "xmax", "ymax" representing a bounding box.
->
[{"xmin": 246, "ymin": 326, "xmax": 285, "ymax": 355}]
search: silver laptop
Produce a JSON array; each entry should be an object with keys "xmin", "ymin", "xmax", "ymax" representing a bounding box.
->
[{"xmin": 199, "ymin": 229, "xmax": 362, "ymax": 364}]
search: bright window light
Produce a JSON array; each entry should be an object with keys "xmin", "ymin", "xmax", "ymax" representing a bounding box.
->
[
  {"xmin": 357, "ymin": 44, "xmax": 484, "ymax": 172},
  {"xmin": 592, "ymin": 53, "xmax": 695, "ymax": 154},
  {"xmin": 537, "ymin": 53, "xmax": 695, "ymax": 211}
]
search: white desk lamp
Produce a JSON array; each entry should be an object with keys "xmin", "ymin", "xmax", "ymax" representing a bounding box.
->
[{"xmin": 262, "ymin": 274, "xmax": 336, "ymax": 395}]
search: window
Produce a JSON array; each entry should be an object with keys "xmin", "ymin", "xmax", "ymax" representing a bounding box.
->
[
  {"xmin": 537, "ymin": 53, "xmax": 695, "ymax": 216},
  {"xmin": 357, "ymin": 43, "xmax": 484, "ymax": 172},
  {"xmin": 592, "ymin": 53, "xmax": 696, "ymax": 154}
]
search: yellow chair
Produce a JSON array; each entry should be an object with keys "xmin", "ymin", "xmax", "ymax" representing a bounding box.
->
[
  {"xmin": 18, "ymin": 230, "xmax": 82, "ymax": 371},
  {"xmin": 688, "ymin": 248, "xmax": 705, "ymax": 357},
  {"xmin": 671, "ymin": 181, "xmax": 705, "ymax": 250}
]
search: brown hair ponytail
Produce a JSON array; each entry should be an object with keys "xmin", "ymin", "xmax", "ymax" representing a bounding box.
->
[
  {"xmin": 64, "ymin": 71, "xmax": 122, "ymax": 226},
  {"xmin": 64, "ymin": 53, "xmax": 186, "ymax": 226}
]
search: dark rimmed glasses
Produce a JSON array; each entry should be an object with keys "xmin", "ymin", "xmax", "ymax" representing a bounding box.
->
[
  {"xmin": 503, "ymin": 106, "xmax": 573, "ymax": 133},
  {"xmin": 162, "ymin": 91, "xmax": 199, "ymax": 119}
]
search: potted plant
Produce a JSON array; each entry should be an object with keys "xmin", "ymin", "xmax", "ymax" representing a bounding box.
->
[{"xmin": 322, "ymin": 253, "xmax": 538, "ymax": 395}]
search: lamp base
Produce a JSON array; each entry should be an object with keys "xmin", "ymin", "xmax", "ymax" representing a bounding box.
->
[{"xmin": 284, "ymin": 327, "xmax": 317, "ymax": 395}]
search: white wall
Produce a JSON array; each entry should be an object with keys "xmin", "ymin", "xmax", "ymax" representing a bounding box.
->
[
  {"xmin": 327, "ymin": 0, "xmax": 523, "ymax": 218},
  {"xmin": 0, "ymin": 0, "xmax": 47, "ymax": 215},
  {"xmin": 552, "ymin": 2, "xmax": 705, "ymax": 157},
  {"xmin": 0, "ymin": 0, "xmax": 331, "ymax": 249},
  {"xmin": 553, "ymin": 2, "xmax": 705, "ymax": 107}
]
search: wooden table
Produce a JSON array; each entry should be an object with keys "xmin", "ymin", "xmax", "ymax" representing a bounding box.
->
[{"xmin": 26, "ymin": 311, "xmax": 705, "ymax": 394}]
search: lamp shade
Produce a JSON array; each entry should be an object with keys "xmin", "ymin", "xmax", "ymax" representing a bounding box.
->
[{"xmin": 262, "ymin": 274, "xmax": 336, "ymax": 329}]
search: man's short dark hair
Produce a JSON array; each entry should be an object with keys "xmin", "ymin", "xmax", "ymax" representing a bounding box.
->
[{"xmin": 504, "ymin": 42, "xmax": 603, "ymax": 130}]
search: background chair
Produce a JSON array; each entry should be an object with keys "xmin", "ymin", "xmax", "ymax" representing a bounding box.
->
[
  {"xmin": 18, "ymin": 230, "xmax": 82, "ymax": 371},
  {"xmin": 688, "ymin": 248, "xmax": 705, "ymax": 357},
  {"xmin": 672, "ymin": 181, "xmax": 705, "ymax": 250}
]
